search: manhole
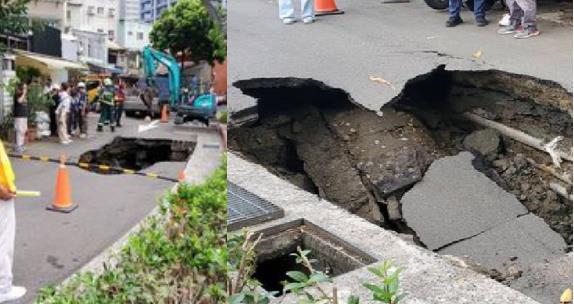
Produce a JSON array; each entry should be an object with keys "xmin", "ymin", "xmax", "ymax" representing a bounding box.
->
[
  {"xmin": 79, "ymin": 137, "xmax": 195, "ymax": 174},
  {"xmin": 252, "ymin": 219, "xmax": 376, "ymax": 294},
  {"xmin": 228, "ymin": 182, "xmax": 284, "ymax": 231}
]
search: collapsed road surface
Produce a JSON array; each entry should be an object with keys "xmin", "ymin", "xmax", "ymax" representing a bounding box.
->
[
  {"xmin": 229, "ymin": 72, "xmax": 572, "ymax": 304},
  {"xmin": 10, "ymin": 114, "xmax": 221, "ymax": 303}
]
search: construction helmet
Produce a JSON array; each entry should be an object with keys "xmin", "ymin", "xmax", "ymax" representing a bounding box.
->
[
  {"xmin": 104, "ymin": 78, "xmax": 113, "ymax": 86},
  {"xmin": 77, "ymin": 82, "xmax": 86, "ymax": 88}
]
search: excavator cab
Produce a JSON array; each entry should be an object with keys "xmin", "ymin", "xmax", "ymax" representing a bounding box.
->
[{"xmin": 174, "ymin": 92, "xmax": 217, "ymax": 126}]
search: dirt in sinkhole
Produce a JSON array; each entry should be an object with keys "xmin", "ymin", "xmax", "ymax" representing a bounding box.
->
[{"xmin": 228, "ymin": 68, "xmax": 573, "ymax": 249}]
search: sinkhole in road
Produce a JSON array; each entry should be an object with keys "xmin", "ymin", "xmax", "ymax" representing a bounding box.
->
[
  {"xmin": 252, "ymin": 220, "xmax": 376, "ymax": 294},
  {"xmin": 79, "ymin": 137, "xmax": 195, "ymax": 174},
  {"xmin": 229, "ymin": 69, "xmax": 573, "ymax": 289}
]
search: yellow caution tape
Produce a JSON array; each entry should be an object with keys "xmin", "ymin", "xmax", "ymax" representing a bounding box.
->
[
  {"xmin": 16, "ymin": 190, "xmax": 41, "ymax": 197},
  {"xmin": 40, "ymin": 156, "xmax": 50, "ymax": 162},
  {"xmin": 78, "ymin": 163, "xmax": 90, "ymax": 168},
  {"xmin": 123, "ymin": 169, "xmax": 135, "ymax": 174},
  {"xmin": 22, "ymin": 155, "xmax": 31, "ymax": 160},
  {"xmin": 98, "ymin": 165, "xmax": 110, "ymax": 171},
  {"xmin": 146, "ymin": 173, "xmax": 158, "ymax": 178}
]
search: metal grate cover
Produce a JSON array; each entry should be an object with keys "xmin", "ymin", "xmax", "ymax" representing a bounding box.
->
[{"xmin": 228, "ymin": 182, "xmax": 284, "ymax": 231}]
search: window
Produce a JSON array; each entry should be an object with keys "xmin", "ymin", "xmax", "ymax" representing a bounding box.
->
[
  {"xmin": 88, "ymin": 6, "xmax": 95, "ymax": 15},
  {"xmin": 97, "ymin": 7, "xmax": 104, "ymax": 14},
  {"xmin": 137, "ymin": 32, "xmax": 143, "ymax": 40},
  {"xmin": 97, "ymin": 28, "xmax": 104, "ymax": 33},
  {"xmin": 66, "ymin": 10, "xmax": 71, "ymax": 21},
  {"xmin": 108, "ymin": 30, "xmax": 115, "ymax": 40},
  {"xmin": 108, "ymin": 8, "xmax": 115, "ymax": 17},
  {"xmin": 128, "ymin": 31, "xmax": 133, "ymax": 36}
]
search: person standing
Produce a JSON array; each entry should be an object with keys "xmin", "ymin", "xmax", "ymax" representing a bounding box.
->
[
  {"xmin": 278, "ymin": 0, "xmax": 314, "ymax": 25},
  {"xmin": 0, "ymin": 140, "xmax": 26, "ymax": 303},
  {"xmin": 497, "ymin": 0, "xmax": 539, "ymax": 39},
  {"xmin": 114, "ymin": 81, "xmax": 125, "ymax": 128},
  {"xmin": 96, "ymin": 78, "xmax": 116, "ymax": 132},
  {"xmin": 55, "ymin": 83, "xmax": 72, "ymax": 145},
  {"xmin": 76, "ymin": 82, "xmax": 88, "ymax": 138},
  {"xmin": 12, "ymin": 84, "xmax": 27, "ymax": 154},
  {"xmin": 48, "ymin": 85, "xmax": 60, "ymax": 137},
  {"xmin": 446, "ymin": 0, "xmax": 488, "ymax": 27}
]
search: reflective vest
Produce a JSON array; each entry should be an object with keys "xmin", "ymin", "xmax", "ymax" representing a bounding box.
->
[{"xmin": 0, "ymin": 141, "xmax": 15, "ymax": 192}]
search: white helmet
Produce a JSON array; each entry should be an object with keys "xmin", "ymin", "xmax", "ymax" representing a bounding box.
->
[{"xmin": 77, "ymin": 82, "xmax": 86, "ymax": 88}]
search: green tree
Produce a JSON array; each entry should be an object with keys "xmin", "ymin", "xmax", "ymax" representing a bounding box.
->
[
  {"xmin": 149, "ymin": 0, "xmax": 226, "ymax": 65},
  {"xmin": 0, "ymin": 0, "xmax": 32, "ymax": 52}
]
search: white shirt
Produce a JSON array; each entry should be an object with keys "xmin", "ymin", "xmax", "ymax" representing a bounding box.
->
[{"xmin": 56, "ymin": 91, "xmax": 71, "ymax": 114}]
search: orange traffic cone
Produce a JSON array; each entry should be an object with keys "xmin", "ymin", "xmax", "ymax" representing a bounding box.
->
[
  {"xmin": 46, "ymin": 155, "xmax": 78, "ymax": 213},
  {"xmin": 160, "ymin": 104, "xmax": 169, "ymax": 123},
  {"xmin": 178, "ymin": 169, "xmax": 186, "ymax": 182},
  {"xmin": 315, "ymin": 0, "xmax": 344, "ymax": 16}
]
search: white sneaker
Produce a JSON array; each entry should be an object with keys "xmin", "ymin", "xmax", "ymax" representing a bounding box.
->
[
  {"xmin": 499, "ymin": 13, "xmax": 510, "ymax": 26},
  {"xmin": 282, "ymin": 18, "xmax": 296, "ymax": 25},
  {"xmin": 303, "ymin": 17, "xmax": 315, "ymax": 24},
  {"xmin": 61, "ymin": 140, "xmax": 70, "ymax": 145},
  {"xmin": 0, "ymin": 286, "xmax": 26, "ymax": 303},
  {"xmin": 80, "ymin": 133, "xmax": 87, "ymax": 139}
]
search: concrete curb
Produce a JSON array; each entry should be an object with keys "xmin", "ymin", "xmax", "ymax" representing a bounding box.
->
[
  {"xmin": 59, "ymin": 131, "xmax": 223, "ymax": 285},
  {"xmin": 228, "ymin": 153, "xmax": 541, "ymax": 304}
]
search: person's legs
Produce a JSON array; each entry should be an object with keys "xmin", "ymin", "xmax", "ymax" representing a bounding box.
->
[
  {"xmin": 13, "ymin": 118, "xmax": 26, "ymax": 152},
  {"xmin": 58, "ymin": 112, "xmax": 70, "ymax": 143},
  {"xmin": 109, "ymin": 105, "xmax": 116, "ymax": 132},
  {"xmin": 0, "ymin": 199, "xmax": 15, "ymax": 294},
  {"xmin": 516, "ymin": 0, "xmax": 536, "ymax": 28},
  {"xmin": 98, "ymin": 104, "xmax": 109, "ymax": 132},
  {"xmin": 301, "ymin": 0, "xmax": 314, "ymax": 20},
  {"xmin": 278, "ymin": 0, "xmax": 296, "ymax": 22},
  {"xmin": 115, "ymin": 104, "xmax": 123, "ymax": 127},
  {"xmin": 498, "ymin": 0, "xmax": 524, "ymax": 34},
  {"xmin": 473, "ymin": 0, "xmax": 488, "ymax": 25},
  {"xmin": 446, "ymin": 0, "xmax": 463, "ymax": 26},
  {"xmin": 80, "ymin": 108, "xmax": 88, "ymax": 137}
]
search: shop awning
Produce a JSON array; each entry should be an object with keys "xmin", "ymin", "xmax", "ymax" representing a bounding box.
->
[{"xmin": 15, "ymin": 50, "xmax": 87, "ymax": 70}]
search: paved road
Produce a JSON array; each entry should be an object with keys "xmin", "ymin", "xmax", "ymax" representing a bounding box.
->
[
  {"xmin": 7, "ymin": 115, "xmax": 221, "ymax": 303},
  {"xmin": 228, "ymin": 0, "xmax": 572, "ymax": 112}
]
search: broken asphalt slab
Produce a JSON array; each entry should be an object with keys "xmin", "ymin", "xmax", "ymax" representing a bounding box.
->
[
  {"xmin": 402, "ymin": 151, "xmax": 529, "ymax": 250},
  {"xmin": 439, "ymin": 213, "xmax": 567, "ymax": 271}
]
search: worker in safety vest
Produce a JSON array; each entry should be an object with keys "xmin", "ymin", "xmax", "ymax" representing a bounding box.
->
[
  {"xmin": 0, "ymin": 141, "xmax": 26, "ymax": 302},
  {"xmin": 95, "ymin": 78, "xmax": 116, "ymax": 132}
]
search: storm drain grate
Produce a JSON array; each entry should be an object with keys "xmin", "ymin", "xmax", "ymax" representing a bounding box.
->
[{"xmin": 228, "ymin": 182, "xmax": 284, "ymax": 231}]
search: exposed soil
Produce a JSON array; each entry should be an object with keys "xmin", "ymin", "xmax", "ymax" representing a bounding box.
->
[{"xmin": 229, "ymin": 68, "xmax": 573, "ymax": 246}]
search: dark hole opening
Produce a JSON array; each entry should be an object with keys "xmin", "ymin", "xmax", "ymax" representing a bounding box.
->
[{"xmin": 79, "ymin": 137, "xmax": 195, "ymax": 174}]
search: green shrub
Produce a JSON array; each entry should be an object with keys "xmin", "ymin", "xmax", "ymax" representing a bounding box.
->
[{"xmin": 37, "ymin": 157, "xmax": 227, "ymax": 303}]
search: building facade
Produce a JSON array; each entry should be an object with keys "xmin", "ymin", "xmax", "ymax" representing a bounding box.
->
[
  {"xmin": 140, "ymin": 0, "xmax": 178, "ymax": 23},
  {"xmin": 120, "ymin": 0, "xmax": 141, "ymax": 21}
]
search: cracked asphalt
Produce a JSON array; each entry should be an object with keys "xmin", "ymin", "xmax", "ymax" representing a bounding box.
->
[{"xmin": 228, "ymin": 0, "xmax": 572, "ymax": 112}]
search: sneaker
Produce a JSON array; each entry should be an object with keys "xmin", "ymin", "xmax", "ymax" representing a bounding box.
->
[
  {"xmin": 60, "ymin": 141, "xmax": 70, "ymax": 145},
  {"xmin": 110, "ymin": 126, "xmax": 115, "ymax": 132},
  {"xmin": 446, "ymin": 16, "xmax": 463, "ymax": 27},
  {"xmin": 97, "ymin": 126, "xmax": 103, "ymax": 132},
  {"xmin": 302, "ymin": 17, "xmax": 314, "ymax": 24},
  {"xmin": 282, "ymin": 18, "xmax": 296, "ymax": 25},
  {"xmin": 497, "ymin": 22, "xmax": 521, "ymax": 35},
  {"xmin": 0, "ymin": 286, "xmax": 26, "ymax": 303},
  {"xmin": 513, "ymin": 26, "xmax": 540, "ymax": 39},
  {"xmin": 80, "ymin": 133, "xmax": 87, "ymax": 139},
  {"xmin": 12, "ymin": 146, "xmax": 24, "ymax": 154},
  {"xmin": 116, "ymin": 123, "xmax": 122, "ymax": 128},
  {"xmin": 498, "ymin": 13, "xmax": 510, "ymax": 26},
  {"xmin": 476, "ymin": 17, "xmax": 489, "ymax": 27}
]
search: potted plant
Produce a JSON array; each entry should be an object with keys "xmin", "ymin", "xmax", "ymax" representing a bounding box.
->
[{"xmin": 26, "ymin": 81, "xmax": 53, "ymax": 141}]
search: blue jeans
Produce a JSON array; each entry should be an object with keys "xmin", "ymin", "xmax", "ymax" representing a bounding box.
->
[
  {"xmin": 278, "ymin": 0, "xmax": 314, "ymax": 20},
  {"xmin": 449, "ymin": 0, "xmax": 486, "ymax": 19}
]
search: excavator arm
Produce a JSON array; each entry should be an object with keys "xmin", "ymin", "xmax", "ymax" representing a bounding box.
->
[{"xmin": 142, "ymin": 46, "xmax": 181, "ymax": 108}]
